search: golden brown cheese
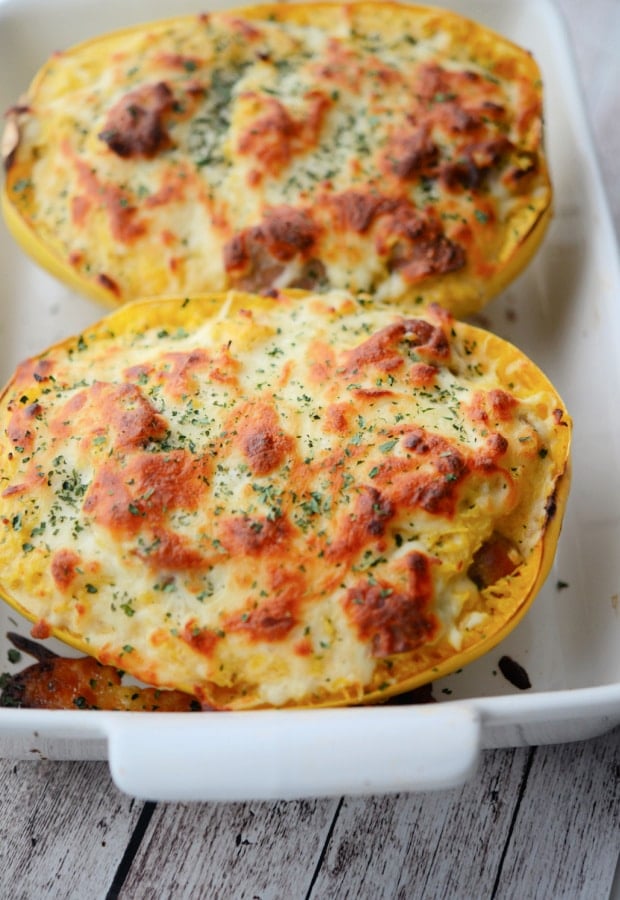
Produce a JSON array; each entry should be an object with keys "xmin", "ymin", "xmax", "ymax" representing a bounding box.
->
[
  {"xmin": 2, "ymin": 2, "xmax": 551, "ymax": 315},
  {"xmin": 0, "ymin": 290, "xmax": 570, "ymax": 709}
]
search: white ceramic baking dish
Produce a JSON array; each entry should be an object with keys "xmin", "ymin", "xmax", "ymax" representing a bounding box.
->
[{"xmin": 0, "ymin": 0, "xmax": 618, "ymax": 802}]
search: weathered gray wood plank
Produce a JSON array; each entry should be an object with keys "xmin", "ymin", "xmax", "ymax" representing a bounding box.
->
[
  {"xmin": 0, "ymin": 759, "xmax": 143, "ymax": 900},
  {"xmin": 0, "ymin": 734, "xmax": 618, "ymax": 900},
  {"xmin": 492, "ymin": 731, "xmax": 620, "ymax": 900},
  {"xmin": 118, "ymin": 795, "xmax": 340, "ymax": 900},
  {"xmin": 113, "ymin": 731, "xmax": 618, "ymax": 900},
  {"xmin": 308, "ymin": 746, "xmax": 530, "ymax": 900}
]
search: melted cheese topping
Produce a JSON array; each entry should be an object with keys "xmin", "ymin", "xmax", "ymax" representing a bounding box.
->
[
  {"xmin": 5, "ymin": 2, "xmax": 551, "ymax": 314},
  {"xmin": 0, "ymin": 290, "xmax": 570, "ymax": 708}
]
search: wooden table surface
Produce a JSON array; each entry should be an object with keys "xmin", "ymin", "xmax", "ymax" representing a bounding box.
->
[{"xmin": 1, "ymin": 1, "xmax": 619, "ymax": 897}]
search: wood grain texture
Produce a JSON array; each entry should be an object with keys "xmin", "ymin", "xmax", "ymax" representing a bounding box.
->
[
  {"xmin": 118, "ymin": 796, "xmax": 341, "ymax": 899},
  {"xmin": 0, "ymin": 760, "xmax": 142, "ymax": 900},
  {"xmin": 493, "ymin": 737, "xmax": 620, "ymax": 900},
  {"xmin": 308, "ymin": 748, "xmax": 532, "ymax": 900},
  {"xmin": 0, "ymin": 733, "xmax": 618, "ymax": 899}
]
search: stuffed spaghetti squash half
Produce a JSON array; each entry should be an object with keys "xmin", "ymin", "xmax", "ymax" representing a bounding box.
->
[
  {"xmin": 0, "ymin": 289, "xmax": 570, "ymax": 709},
  {"xmin": 2, "ymin": 2, "xmax": 551, "ymax": 315}
]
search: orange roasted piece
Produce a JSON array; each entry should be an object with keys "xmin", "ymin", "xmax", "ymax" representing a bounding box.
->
[{"xmin": 0, "ymin": 633, "xmax": 201, "ymax": 711}]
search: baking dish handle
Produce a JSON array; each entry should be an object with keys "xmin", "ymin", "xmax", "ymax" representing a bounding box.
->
[{"xmin": 106, "ymin": 704, "xmax": 481, "ymax": 801}]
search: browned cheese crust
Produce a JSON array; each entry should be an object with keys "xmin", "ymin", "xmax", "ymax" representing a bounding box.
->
[
  {"xmin": 0, "ymin": 291, "xmax": 571, "ymax": 709},
  {"xmin": 3, "ymin": 2, "xmax": 551, "ymax": 314}
]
